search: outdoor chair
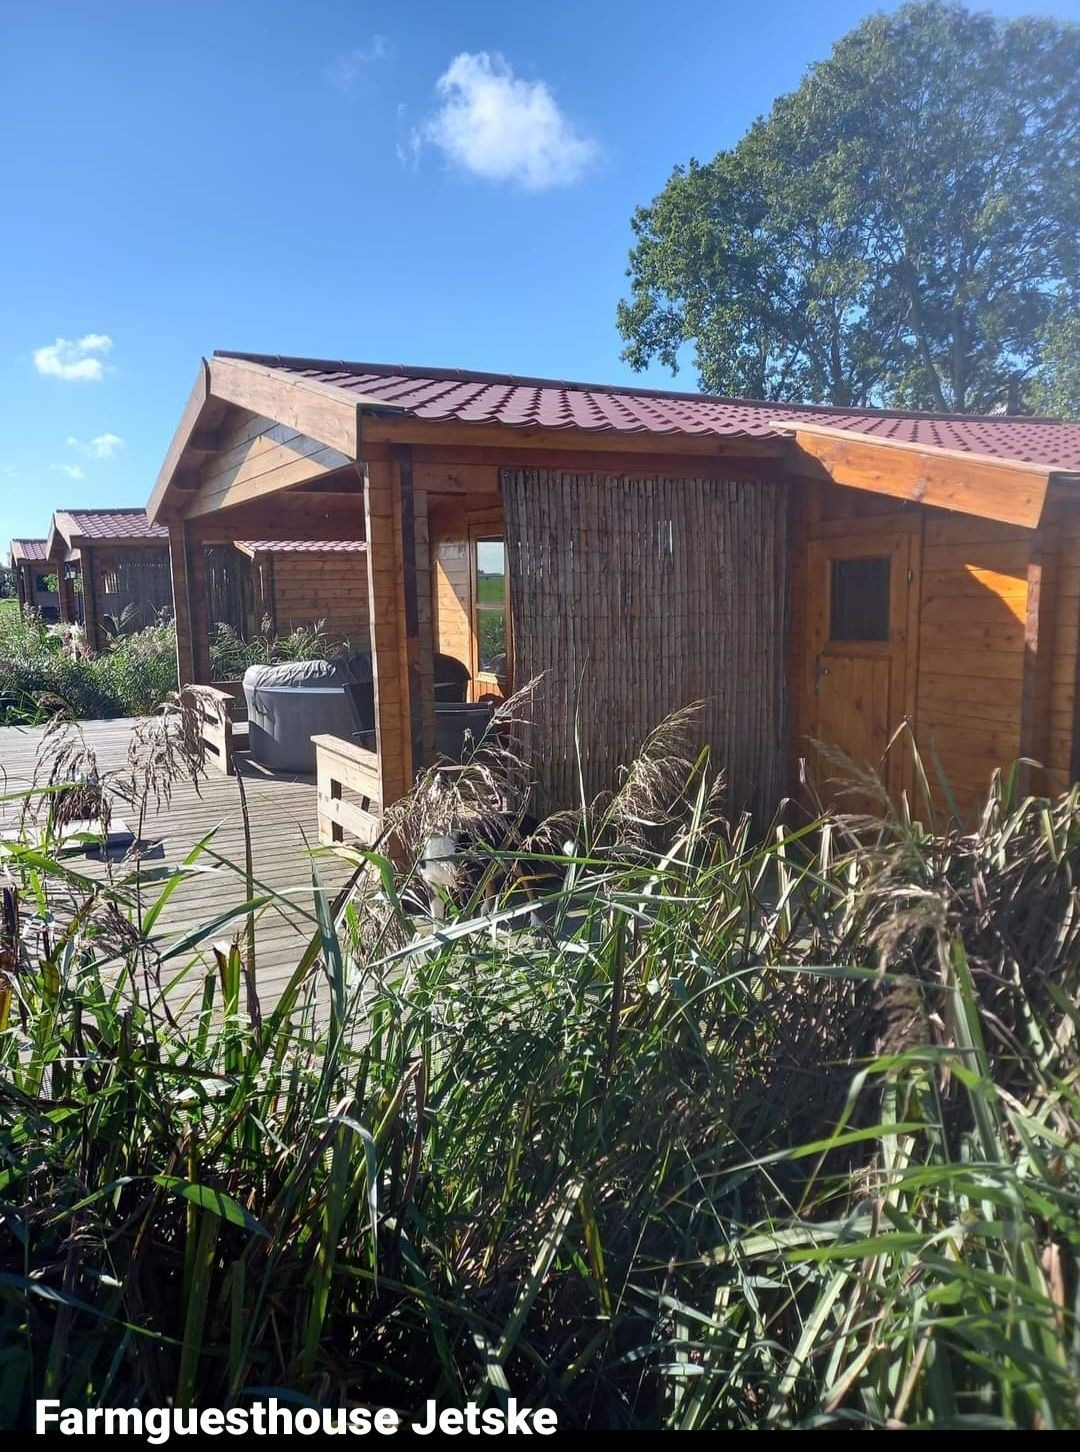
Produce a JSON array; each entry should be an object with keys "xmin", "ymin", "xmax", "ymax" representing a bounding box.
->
[{"xmin": 434, "ymin": 653, "xmax": 471, "ymax": 703}]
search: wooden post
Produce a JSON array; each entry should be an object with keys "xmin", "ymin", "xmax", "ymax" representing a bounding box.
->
[
  {"xmin": 1019, "ymin": 528, "xmax": 1055, "ymax": 795},
  {"xmin": 188, "ymin": 533, "xmax": 211, "ymax": 683},
  {"xmin": 57, "ymin": 562, "xmax": 74, "ymax": 626},
  {"xmin": 413, "ymin": 483, "xmax": 436, "ymax": 763},
  {"xmin": 80, "ymin": 545, "xmax": 100, "ymax": 654},
  {"xmin": 364, "ymin": 457, "xmax": 416, "ymax": 813},
  {"xmin": 394, "ymin": 446, "xmax": 428, "ymax": 776},
  {"xmin": 16, "ymin": 563, "xmax": 30, "ymax": 610},
  {"xmin": 168, "ymin": 524, "xmax": 198, "ymax": 685}
]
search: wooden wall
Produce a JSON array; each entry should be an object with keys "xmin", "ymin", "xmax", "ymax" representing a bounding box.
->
[
  {"xmin": 187, "ymin": 410, "xmax": 353, "ymax": 517},
  {"xmin": 789, "ymin": 478, "xmax": 1080, "ymax": 818},
  {"xmin": 269, "ymin": 550, "xmax": 370, "ymax": 648},
  {"xmin": 429, "ymin": 499, "xmax": 472, "ymax": 669},
  {"xmin": 915, "ymin": 513, "xmax": 1028, "ymax": 808}
]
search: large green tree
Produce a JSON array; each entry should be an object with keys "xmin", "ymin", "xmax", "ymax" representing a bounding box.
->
[{"xmin": 618, "ymin": 2, "xmax": 1079, "ymax": 413}]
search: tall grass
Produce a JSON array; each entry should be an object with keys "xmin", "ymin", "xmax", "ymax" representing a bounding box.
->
[
  {"xmin": 0, "ymin": 717, "xmax": 1076, "ymax": 1429},
  {"xmin": 208, "ymin": 616, "xmax": 335, "ymax": 682},
  {"xmin": 0, "ymin": 608, "xmax": 177, "ymax": 724}
]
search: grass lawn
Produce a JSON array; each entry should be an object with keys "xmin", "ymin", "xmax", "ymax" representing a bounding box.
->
[{"xmin": 476, "ymin": 572, "xmax": 505, "ymax": 604}]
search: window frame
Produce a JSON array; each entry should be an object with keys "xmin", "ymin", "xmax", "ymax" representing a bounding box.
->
[
  {"xmin": 468, "ymin": 529, "xmax": 512, "ymax": 696},
  {"xmin": 828, "ymin": 554, "xmax": 892, "ymax": 645}
]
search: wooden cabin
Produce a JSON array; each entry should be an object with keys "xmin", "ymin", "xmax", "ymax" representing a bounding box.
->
[
  {"xmin": 45, "ymin": 508, "xmax": 173, "ymax": 651},
  {"xmin": 147, "ymin": 352, "xmax": 1080, "ymax": 842},
  {"xmin": 8, "ymin": 538, "xmax": 59, "ymax": 619}
]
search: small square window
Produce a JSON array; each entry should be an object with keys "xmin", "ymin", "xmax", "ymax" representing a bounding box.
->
[{"xmin": 830, "ymin": 556, "xmax": 890, "ymax": 642}]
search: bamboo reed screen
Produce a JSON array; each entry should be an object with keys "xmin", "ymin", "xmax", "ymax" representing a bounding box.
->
[
  {"xmin": 501, "ymin": 470, "xmax": 789, "ymax": 821},
  {"xmin": 97, "ymin": 548, "xmax": 173, "ymax": 626},
  {"xmin": 204, "ymin": 546, "xmax": 258, "ymax": 636}
]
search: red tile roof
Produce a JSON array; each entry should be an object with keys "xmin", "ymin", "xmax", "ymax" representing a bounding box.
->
[
  {"xmin": 10, "ymin": 538, "xmax": 49, "ymax": 562},
  {"xmin": 217, "ymin": 352, "xmax": 1080, "ymax": 473},
  {"xmin": 60, "ymin": 508, "xmax": 168, "ymax": 543}
]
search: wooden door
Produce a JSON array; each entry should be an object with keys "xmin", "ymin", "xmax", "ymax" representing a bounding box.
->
[{"xmin": 807, "ymin": 530, "xmax": 920, "ymax": 811}]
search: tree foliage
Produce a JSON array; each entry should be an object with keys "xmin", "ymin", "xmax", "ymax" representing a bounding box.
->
[
  {"xmin": 618, "ymin": 2, "xmax": 1079, "ymax": 412},
  {"xmin": 1031, "ymin": 307, "xmax": 1080, "ymax": 419}
]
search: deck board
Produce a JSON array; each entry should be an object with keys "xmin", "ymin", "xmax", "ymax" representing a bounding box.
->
[{"xmin": 0, "ymin": 717, "xmax": 355, "ymax": 1009}]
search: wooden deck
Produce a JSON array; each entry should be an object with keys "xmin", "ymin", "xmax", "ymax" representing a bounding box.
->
[{"xmin": 0, "ymin": 716, "xmax": 355, "ymax": 1012}]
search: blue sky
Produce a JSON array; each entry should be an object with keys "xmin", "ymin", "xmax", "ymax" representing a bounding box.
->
[{"xmin": 3, "ymin": 0, "xmax": 1077, "ymax": 550}]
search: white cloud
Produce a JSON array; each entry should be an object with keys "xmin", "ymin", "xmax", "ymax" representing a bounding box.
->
[
  {"xmin": 33, "ymin": 334, "xmax": 113, "ymax": 382},
  {"xmin": 52, "ymin": 463, "xmax": 86, "ymax": 480},
  {"xmin": 416, "ymin": 52, "xmax": 599, "ymax": 190},
  {"xmin": 68, "ymin": 432, "xmax": 125, "ymax": 459},
  {"xmin": 328, "ymin": 35, "xmax": 393, "ymax": 89}
]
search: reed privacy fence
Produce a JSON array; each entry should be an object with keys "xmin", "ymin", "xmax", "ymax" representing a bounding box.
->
[
  {"xmin": 95, "ymin": 548, "xmax": 172, "ymax": 628},
  {"xmin": 204, "ymin": 544, "xmax": 263, "ymax": 637},
  {"xmin": 502, "ymin": 469, "xmax": 789, "ymax": 818}
]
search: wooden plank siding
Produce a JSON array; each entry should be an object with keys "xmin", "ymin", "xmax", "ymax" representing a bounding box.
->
[
  {"xmin": 268, "ymin": 551, "xmax": 370, "ymax": 648},
  {"xmin": 914, "ymin": 514, "xmax": 1031, "ymax": 811},
  {"xmin": 787, "ymin": 476, "xmax": 1080, "ymax": 819},
  {"xmin": 430, "ymin": 498, "xmax": 474, "ymax": 672},
  {"xmin": 186, "ymin": 410, "xmax": 353, "ymax": 519}
]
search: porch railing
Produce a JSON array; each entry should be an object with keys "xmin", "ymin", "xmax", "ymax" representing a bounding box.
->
[
  {"xmin": 313, "ymin": 735, "xmax": 382, "ymax": 845},
  {"xmin": 187, "ymin": 682, "xmax": 248, "ymax": 775}
]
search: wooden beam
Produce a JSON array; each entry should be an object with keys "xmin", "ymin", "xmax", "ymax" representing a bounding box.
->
[
  {"xmin": 1019, "ymin": 528, "xmax": 1055, "ymax": 793},
  {"xmin": 788, "ymin": 425, "xmax": 1049, "ymax": 530},
  {"xmin": 57, "ymin": 564, "xmax": 76, "ymax": 626},
  {"xmin": 148, "ymin": 361, "xmax": 211, "ymax": 523},
  {"xmin": 395, "ymin": 446, "xmax": 426, "ymax": 776},
  {"xmin": 168, "ymin": 524, "xmax": 197, "ymax": 686},
  {"xmin": 207, "ymin": 356, "xmax": 362, "ymax": 459},
  {"xmin": 80, "ymin": 545, "xmax": 100, "ymax": 655},
  {"xmin": 360, "ymin": 412, "xmax": 793, "ymax": 461},
  {"xmin": 364, "ymin": 458, "xmax": 414, "ymax": 814},
  {"xmin": 256, "ymin": 552, "xmax": 276, "ymax": 633},
  {"xmin": 184, "ymin": 490, "xmax": 367, "ymax": 544},
  {"xmin": 188, "ymin": 533, "xmax": 212, "ymax": 684},
  {"xmin": 66, "ymin": 536, "xmax": 168, "ymax": 552},
  {"xmin": 410, "ymin": 442, "xmax": 788, "ymax": 482},
  {"xmin": 413, "ymin": 461, "xmax": 501, "ymax": 494}
]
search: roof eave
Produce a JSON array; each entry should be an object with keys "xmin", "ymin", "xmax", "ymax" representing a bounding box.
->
[
  {"xmin": 147, "ymin": 355, "xmax": 407, "ymax": 525},
  {"xmin": 782, "ymin": 421, "xmax": 1053, "ymax": 529}
]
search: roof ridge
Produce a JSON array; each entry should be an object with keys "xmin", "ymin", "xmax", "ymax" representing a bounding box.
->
[
  {"xmin": 65, "ymin": 506, "xmax": 149, "ymax": 515},
  {"xmin": 212, "ymin": 350, "xmax": 1075, "ymax": 428}
]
